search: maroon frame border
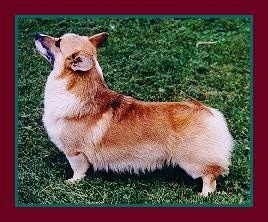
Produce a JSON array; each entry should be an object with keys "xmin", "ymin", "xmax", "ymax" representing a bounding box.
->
[{"xmin": 1, "ymin": 0, "xmax": 266, "ymax": 220}]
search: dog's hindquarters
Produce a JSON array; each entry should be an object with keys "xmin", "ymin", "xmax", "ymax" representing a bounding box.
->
[{"xmin": 171, "ymin": 107, "xmax": 233, "ymax": 195}]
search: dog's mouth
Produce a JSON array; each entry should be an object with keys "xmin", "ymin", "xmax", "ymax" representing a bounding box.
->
[{"xmin": 34, "ymin": 33, "xmax": 55, "ymax": 66}]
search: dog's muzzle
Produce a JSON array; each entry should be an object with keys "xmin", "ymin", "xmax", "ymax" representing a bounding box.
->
[{"xmin": 35, "ymin": 33, "xmax": 55, "ymax": 66}]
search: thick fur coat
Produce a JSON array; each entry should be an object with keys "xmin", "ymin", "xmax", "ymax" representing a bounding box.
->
[{"xmin": 35, "ymin": 32, "xmax": 233, "ymax": 196}]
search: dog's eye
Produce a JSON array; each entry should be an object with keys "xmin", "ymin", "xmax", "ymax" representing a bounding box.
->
[{"xmin": 55, "ymin": 39, "xmax": 61, "ymax": 48}]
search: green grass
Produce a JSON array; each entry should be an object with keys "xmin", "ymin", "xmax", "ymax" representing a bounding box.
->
[{"xmin": 17, "ymin": 17, "xmax": 251, "ymax": 206}]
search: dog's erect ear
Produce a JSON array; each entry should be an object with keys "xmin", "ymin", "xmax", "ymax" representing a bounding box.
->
[
  {"xmin": 89, "ymin": 32, "xmax": 109, "ymax": 48},
  {"xmin": 68, "ymin": 52, "xmax": 93, "ymax": 72}
]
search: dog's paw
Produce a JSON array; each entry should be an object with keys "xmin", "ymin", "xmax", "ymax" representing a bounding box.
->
[
  {"xmin": 66, "ymin": 177, "xmax": 80, "ymax": 184},
  {"xmin": 66, "ymin": 175, "xmax": 86, "ymax": 184},
  {"xmin": 198, "ymin": 192, "xmax": 208, "ymax": 197}
]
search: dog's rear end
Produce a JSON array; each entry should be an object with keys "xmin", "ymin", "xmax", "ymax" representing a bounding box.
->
[{"xmin": 35, "ymin": 32, "xmax": 233, "ymax": 196}]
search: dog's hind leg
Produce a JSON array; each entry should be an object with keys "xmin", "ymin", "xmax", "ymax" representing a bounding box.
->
[
  {"xmin": 199, "ymin": 165, "xmax": 223, "ymax": 196},
  {"xmin": 66, "ymin": 152, "xmax": 90, "ymax": 183},
  {"xmin": 199, "ymin": 174, "xmax": 217, "ymax": 196}
]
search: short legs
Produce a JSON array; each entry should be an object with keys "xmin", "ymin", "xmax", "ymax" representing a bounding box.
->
[
  {"xmin": 66, "ymin": 152, "xmax": 90, "ymax": 183},
  {"xmin": 200, "ymin": 174, "xmax": 217, "ymax": 196}
]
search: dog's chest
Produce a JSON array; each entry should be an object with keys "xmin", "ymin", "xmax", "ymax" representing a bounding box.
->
[{"xmin": 42, "ymin": 74, "xmax": 83, "ymax": 150}]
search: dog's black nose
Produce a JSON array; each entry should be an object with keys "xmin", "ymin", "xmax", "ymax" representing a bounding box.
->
[{"xmin": 35, "ymin": 33, "xmax": 44, "ymax": 41}]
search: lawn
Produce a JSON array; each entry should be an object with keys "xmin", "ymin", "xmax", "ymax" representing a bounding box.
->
[{"xmin": 16, "ymin": 16, "xmax": 251, "ymax": 206}]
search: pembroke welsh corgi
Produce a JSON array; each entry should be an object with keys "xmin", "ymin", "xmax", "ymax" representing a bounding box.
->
[{"xmin": 34, "ymin": 32, "xmax": 233, "ymax": 196}]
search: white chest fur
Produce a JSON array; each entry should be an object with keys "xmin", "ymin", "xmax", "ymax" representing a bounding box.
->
[{"xmin": 42, "ymin": 70, "xmax": 83, "ymax": 151}]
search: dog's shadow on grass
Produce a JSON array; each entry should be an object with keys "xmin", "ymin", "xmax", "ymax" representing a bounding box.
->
[
  {"xmin": 44, "ymin": 151, "xmax": 228, "ymax": 194},
  {"xmin": 89, "ymin": 166, "xmax": 204, "ymax": 193}
]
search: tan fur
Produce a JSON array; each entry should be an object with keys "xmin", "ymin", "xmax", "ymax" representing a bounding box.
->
[{"xmin": 35, "ymin": 32, "xmax": 234, "ymax": 196}]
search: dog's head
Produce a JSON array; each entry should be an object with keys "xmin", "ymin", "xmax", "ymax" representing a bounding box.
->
[{"xmin": 34, "ymin": 32, "xmax": 109, "ymax": 72}]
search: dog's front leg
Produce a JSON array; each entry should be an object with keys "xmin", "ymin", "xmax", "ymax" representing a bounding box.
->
[{"xmin": 66, "ymin": 152, "xmax": 90, "ymax": 183}]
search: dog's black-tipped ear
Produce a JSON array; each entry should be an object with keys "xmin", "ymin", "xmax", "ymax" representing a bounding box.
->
[
  {"xmin": 89, "ymin": 32, "xmax": 109, "ymax": 48},
  {"xmin": 67, "ymin": 52, "xmax": 93, "ymax": 72}
]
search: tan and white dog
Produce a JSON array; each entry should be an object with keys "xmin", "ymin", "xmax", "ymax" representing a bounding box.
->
[{"xmin": 34, "ymin": 32, "xmax": 233, "ymax": 196}]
